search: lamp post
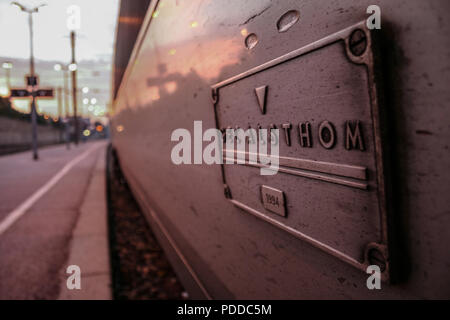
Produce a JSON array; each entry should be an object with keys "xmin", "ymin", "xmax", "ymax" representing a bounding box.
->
[{"xmin": 12, "ymin": 1, "xmax": 46, "ymax": 161}]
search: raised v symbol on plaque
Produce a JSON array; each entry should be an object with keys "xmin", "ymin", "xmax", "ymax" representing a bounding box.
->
[{"xmin": 254, "ymin": 85, "xmax": 268, "ymax": 115}]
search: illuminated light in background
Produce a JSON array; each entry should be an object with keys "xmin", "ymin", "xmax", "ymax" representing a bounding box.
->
[
  {"xmin": 2, "ymin": 62, "xmax": 13, "ymax": 69},
  {"xmin": 68, "ymin": 63, "xmax": 77, "ymax": 71},
  {"xmin": 83, "ymin": 129, "xmax": 90, "ymax": 137},
  {"xmin": 190, "ymin": 21, "xmax": 198, "ymax": 28},
  {"xmin": 116, "ymin": 125, "xmax": 124, "ymax": 133},
  {"xmin": 1, "ymin": 62, "xmax": 12, "ymax": 97},
  {"xmin": 93, "ymin": 105, "xmax": 106, "ymax": 116},
  {"xmin": 83, "ymin": 98, "xmax": 89, "ymax": 104},
  {"xmin": 241, "ymin": 28, "xmax": 248, "ymax": 36},
  {"xmin": 164, "ymin": 81, "xmax": 177, "ymax": 94},
  {"xmin": 168, "ymin": 49, "xmax": 176, "ymax": 55},
  {"xmin": 96, "ymin": 125, "xmax": 103, "ymax": 132},
  {"xmin": 0, "ymin": 87, "xmax": 8, "ymax": 97},
  {"xmin": 44, "ymin": 115, "xmax": 49, "ymax": 120},
  {"xmin": 82, "ymin": 87, "xmax": 89, "ymax": 94},
  {"xmin": 53, "ymin": 63, "xmax": 62, "ymax": 71},
  {"xmin": 90, "ymin": 98, "xmax": 97, "ymax": 104},
  {"xmin": 88, "ymin": 105, "xmax": 94, "ymax": 112},
  {"xmin": 118, "ymin": 16, "xmax": 143, "ymax": 25},
  {"xmin": 52, "ymin": 117, "xmax": 58, "ymax": 122}
]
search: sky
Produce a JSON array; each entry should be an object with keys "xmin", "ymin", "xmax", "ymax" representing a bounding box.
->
[{"xmin": 0, "ymin": 0, "xmax": 120, "ymax": 120}]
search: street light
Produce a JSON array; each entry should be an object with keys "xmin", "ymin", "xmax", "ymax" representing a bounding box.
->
[
  {"xmin": 68, "ymin": 63, "xmax": 77, "ymax": 71},
  {"xmin": 11, "ymin": 1, "xmax": 47, "ymax": 161}
]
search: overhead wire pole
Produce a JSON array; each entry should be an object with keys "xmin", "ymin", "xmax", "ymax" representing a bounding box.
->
[
  {"xmin": 63, "ymin": 68, "xmax": 69, "ymax": 118},
  {"xmin": 63, "ymin": 67, "xmax": 71, "ymax": 149},
  {"xmin": 70, "ymin": 31, "xmax": 79, "ymax": 145},
  {"xmin": 56, "ymin": 86, "xmax": 63, "ymax": 143},
  {"xmin": 12, "ymin": 2, "xmax": 46, "ymax": 161},
  {"xmin": 64, "ymin": 67, "xmax": 71, "ymax": 150}
]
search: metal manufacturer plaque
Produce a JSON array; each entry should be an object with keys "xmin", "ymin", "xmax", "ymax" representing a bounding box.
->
[
  {"xmin": 261, "ymin": 185, "xmax": 286, "ymax": 217},
  {"xmin": 212, "ymin": 21, "xmax": 391, "ymax": 281}
]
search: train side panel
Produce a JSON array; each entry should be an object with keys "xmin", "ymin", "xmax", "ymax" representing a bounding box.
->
[{"xmin": 112, "ymin": 0, "xmax": 450, "ymax": 299}]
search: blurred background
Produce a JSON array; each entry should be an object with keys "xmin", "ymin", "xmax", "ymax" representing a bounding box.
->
[{"xmin": 0, "ymin": 0, "xmax": 119, "ymax": 154}]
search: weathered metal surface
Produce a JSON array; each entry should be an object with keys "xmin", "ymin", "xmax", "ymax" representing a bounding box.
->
[
  {"xmin": 212, "ymin": 21, "xmax": 391, "ymax": 280},
  {"xmin": 112, "ymin": 0, "xmax": 450, "ymax": 299}
]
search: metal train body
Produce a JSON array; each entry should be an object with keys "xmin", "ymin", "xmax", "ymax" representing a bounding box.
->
[{"xmin": 111, "ymin": 0, "xmax": 450, "ymax": 299}]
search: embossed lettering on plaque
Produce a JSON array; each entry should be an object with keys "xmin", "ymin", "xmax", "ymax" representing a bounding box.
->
[{"xmin": 211, "ymin": 22, "xmax": 391, "ymax": 281}]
